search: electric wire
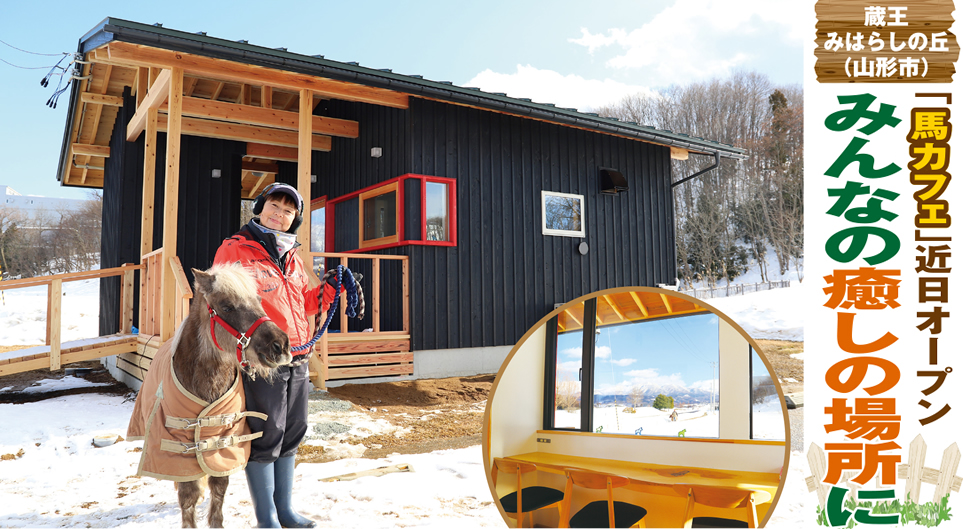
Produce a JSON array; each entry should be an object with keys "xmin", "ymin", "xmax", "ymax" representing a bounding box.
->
[{"xmin": 0, "ymin": 38, "xmax": 69, "ymax": 56}]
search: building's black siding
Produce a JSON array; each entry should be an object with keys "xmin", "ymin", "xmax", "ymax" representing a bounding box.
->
[
  {"xmin": 405, "ymin": 98, "xmax": 675, "ymax": 350},
  {"xmin": 100, "ymin": 88, "xmax": 142, "ymax": 335},
  {"xmin": 101, "ymin": 94, "xmax": 675, "ymax": 352}
]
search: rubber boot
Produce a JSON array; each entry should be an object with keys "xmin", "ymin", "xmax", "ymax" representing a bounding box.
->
[
  {"xmin": 245, "ymin": 461, "xmax": 282, "ymax": 528},
  {"xmin": 273, "ymin": 455, "xmax": 317, "ymax": 528}
]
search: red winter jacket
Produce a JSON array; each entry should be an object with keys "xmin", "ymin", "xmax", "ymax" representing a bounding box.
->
[{"xmin": 213, "ymin": 226, "xmax": 334, "ymax": 354}]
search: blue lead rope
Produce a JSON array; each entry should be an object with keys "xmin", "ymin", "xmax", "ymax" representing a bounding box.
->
[{"xmin": 292, "ymin": 265, "xmax": 360, "ymax": 352}]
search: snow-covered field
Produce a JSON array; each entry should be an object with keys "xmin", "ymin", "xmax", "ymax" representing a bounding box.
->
[{"xmin": 0, "ymin": 274, "xmax": 819, "ymax": 527}]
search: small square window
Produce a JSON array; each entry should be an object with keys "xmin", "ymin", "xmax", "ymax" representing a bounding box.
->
[{"xmin": 541, "ymin": 191, "xmax": 585, "ymax": 238}]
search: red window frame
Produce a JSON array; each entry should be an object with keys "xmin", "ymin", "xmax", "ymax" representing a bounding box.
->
[{"xmin": 326, "ymin": 174, "xmax": 457, "ymax": 253}]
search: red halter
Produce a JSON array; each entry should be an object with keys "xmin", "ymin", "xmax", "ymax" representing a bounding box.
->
[{"xmin": 208, "ymin": 305, "xmax": 272, "ymax": 368}]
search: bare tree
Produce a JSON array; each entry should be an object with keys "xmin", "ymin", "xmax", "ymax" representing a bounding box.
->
[{"xmin": 596, "ymin": 72, "xmax": 803, "ymax": 285}]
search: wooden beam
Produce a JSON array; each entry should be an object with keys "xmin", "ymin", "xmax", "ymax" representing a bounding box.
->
[
  {"xmin": 249, "ymin": 172, "xmax": 271, "ymax": 199},
  {"xmin": 602, "ymin": 294, "xmax": 627, "ymax": 321},
  {"xmin": 564, "ymin": 307, "xmax": 582, "ymax": 327},
  {"xmin": 247, "ymin": 143, "xmax": 298, "ymax": 162},
  {"xmin": 156, "ymin": 114, "xmax": 332, "ymax": 151},
  {"xmin": 297, "ymin": 88, "xmax": 313, "ymax": 267},
  {"xmin": 629, "ymin": 291, "xmax": 650, "ymax": 318},
  {"xmin": 239, "ymin": 84, "xmax": 251, "ymax": 105},
  {"xmin": 71, "ymin": 144, "xmax": 110, "ymax": 158},
  {"xmin": 242, "ymin": 161, "xmax": 279, "ymax": 174},
  {"xmin": 211, "ymin": 81, "xmax": 225, "ymax": 101},
  {"xmin": 104, "ymin": 41, "xmax": 409, "ymax": 109},
  {"xmin": 184, "ymin": 76, "xmax": 198, "ymax": 97},
  {"xmin": 261, "ymin": 86, "xmax": 272, "ymax": 108},
  {"xmin": 670, "ymin": 146, "xmax": 690, "ymax": 161},
  {"xmin": 141, "ymin": 108, "xmax": 158, "ymax": 259},
  {"xmin": 659, "ymin": 293, "xmax": 674, "ymax": 314},
  {"xmin": 81, "ymin": 93, "xmax": 124, "ymax": 107},
  {"xmin": 136, "ymin": 67, "xmax": 148, "ymax": 107},
  {"xmin": 160, "ymin": 96, "xmax": 359, "ymax": 138},
  {"xmin": 160, "ymin": 67, "xmax": 184, "ymax": 342},
  {"xmin": 127, "ymin": 68, "xmax": 172, "ymax": 141},
  {"xmin": 81, "ymin": 64, "xmax": 112, "ymax": 185}
]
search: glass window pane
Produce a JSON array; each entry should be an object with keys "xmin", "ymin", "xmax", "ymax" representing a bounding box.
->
[
  {"xmin": 751, "ymin": 347, "xmax": 785, "ymax": 440},
  {"xmin": 425, "ymin": 182, "xmax": 448, "ymax": 241},
  {"xmin": 544, "ymin": 194, "xmax": 582, "ymax": 232},
  {"xmin": 555, "ymin": 308, "xmax": 585, "ymax": 429},
  {"xmin": 311, "ymin": 206, "xmax": 325, "ymax": 276},
  {"xmin": 363, "ymin": 191, "xmax": 396, "ymax": 241},
  {"xmin": 591, "ymin": 313, "xmax": 720, "ymax": 438}
]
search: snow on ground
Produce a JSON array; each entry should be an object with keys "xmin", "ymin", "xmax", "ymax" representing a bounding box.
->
[
  {"xmin": 0, "ymin": 262, "xmax": 819, "ymax": 527},
  {"xmin": 0, "ymin": 277, "xmax": 100, "ymax": 346},
  {"xmin": 708, "ymin": 283, "xmax": 804, "ymax": 343},
  {"xmin": 0, "ymin": 382, "xmax": 502, "ymax": 528}
]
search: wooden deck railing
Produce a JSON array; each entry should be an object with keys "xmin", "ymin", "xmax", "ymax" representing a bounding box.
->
[
  {"xmin": 0, "ymin": 263, "xmax": 144, "ymax": 371},
  {"xmin": 140, "ymin": 248, "xmax": 192, "ymax": 338},
  {"xmin": 310, "ymin": 251, "xmax": 409, "ymax": 335},
  {"xmin": 308, "ymin": 251, "xmax": 411, "ymax": 387}
]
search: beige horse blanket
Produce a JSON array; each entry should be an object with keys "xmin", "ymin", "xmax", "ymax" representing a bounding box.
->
[{"xmin": 127, "ymin": 340, "xmax": 266, "ymax": 481}]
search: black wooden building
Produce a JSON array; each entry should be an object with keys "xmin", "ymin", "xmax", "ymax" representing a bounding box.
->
[{"xmin": 56, "ymin": 19, "xmax": 745, "ymax": 382}]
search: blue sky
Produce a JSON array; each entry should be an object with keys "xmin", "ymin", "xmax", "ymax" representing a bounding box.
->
[
  {"xmin": 557, "ymin": 312, "xmax": 720, "ymax": 395},
  {"xmin": 0, "ymin": 0, "xmax": 807, "ymax": 200}
]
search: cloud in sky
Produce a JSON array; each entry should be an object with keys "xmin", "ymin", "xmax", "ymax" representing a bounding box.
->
[
  {"xmin": 570, "ymin": 0, "xmax": 806, "ymax": 83},
  {"xmin": 560, "ymin": 346, "xmax": 582, "ymax": 359},
  {"xmin": 465, "ymin": 65, "xmax": 657, "ymax": 113},
  {"xmin": 595, "ymin": 345, "xmax": 612, "ymax": 360},
  {"xmin": 610, "ymin": 358, "xmax": 637, "ymax": 367}
]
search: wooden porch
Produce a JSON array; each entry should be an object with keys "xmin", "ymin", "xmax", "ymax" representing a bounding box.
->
[{"xmin": 0, "ymin": 250, "xmax": 411, "ymax": 390}]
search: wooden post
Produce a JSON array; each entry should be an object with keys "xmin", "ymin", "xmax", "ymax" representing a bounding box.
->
[
  {"xmin": 45, "ymin": 281, "xmax": 53, "ymax": 346},
  {"xmin": 372, "ymin": 257, "xmax": 381, "ymax": 332},
  {"xmin": 160, "ymin": 67, "xmax": 183, "ymax": 341},
  {"xmin": 141, "ymin": 108, "xmax": 157, "ymax": 259},
  {"xmin": 402, "ymin": 258, "xmax": 410, "ymax": 333},
  {"xmin": 262, "ymin": 86, "xmax": 273, "ymax": 109},
  {"xmin": 136, "ymin": 67, "xmax": 148, "ymax": 107},
  {"xmin": 297, "ymin": 89, "xmax": 313, "ymax": 267},
  {"xmin": 935, "ymin": 442, "xmax": 960, "ymax": 503},
  {"xmin": 340, "ymin": 256, "xmax": 348, "ymax": 333},
  {"xmin": 49, "ymin": 279, "xmax": 62, "ymax": 370},
  {"xmin": 906, "ymin": 434, "xmax": 927, "ymax": 503},
  {"xmin": 121, "ymin": 267, "xmax": 135, "ymax": 334}
]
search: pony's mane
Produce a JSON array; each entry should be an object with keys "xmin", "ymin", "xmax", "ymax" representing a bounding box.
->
[{"xmin": 206, "ymin": 263, "xmax": 259, "ymax": 300}]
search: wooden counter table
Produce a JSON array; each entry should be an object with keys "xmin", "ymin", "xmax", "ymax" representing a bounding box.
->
[{"xmin": 503, "ymin": 452, "xmax": 781, "ymax": 527}]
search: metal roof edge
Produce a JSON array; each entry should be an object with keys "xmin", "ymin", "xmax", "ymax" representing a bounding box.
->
[{"xmin": 90, "ymin": 19, "xmax": 746, "ymax": 159}]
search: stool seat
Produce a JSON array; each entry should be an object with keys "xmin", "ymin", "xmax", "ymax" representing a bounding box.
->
[
  {"xmin": 692, "ymin": 516, "xmax": 748, "ymax": 528},
  {"xmin": 570, "ymin": 500, "xmax": 647, "ymax": 528},
  {"xmin": 500, "ymin": 486, "xmax": 565, "ymax": 514}
]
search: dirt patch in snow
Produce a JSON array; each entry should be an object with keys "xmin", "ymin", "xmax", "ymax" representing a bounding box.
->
[{"xmin": 755, "ymin": 339, "xmax": 804, "ymax": 394}]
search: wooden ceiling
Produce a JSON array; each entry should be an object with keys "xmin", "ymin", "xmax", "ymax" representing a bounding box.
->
[
  {"xmin": 556, "ymin": 290, "xmax": 709, "ymax": 332},
  {"xmin": 63, "ymin": 41, "xmax": 408, "ymax": 197}
]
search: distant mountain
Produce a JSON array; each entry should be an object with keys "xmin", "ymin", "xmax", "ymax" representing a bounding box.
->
[{"xmin": 595, "ymin": 385, "xmax": 718, "ymax": 406}]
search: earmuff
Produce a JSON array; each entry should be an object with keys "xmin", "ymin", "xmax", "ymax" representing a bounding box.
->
[{"xmin": 253, "ymin": 183, "xmax": 303, "ymax": 233}]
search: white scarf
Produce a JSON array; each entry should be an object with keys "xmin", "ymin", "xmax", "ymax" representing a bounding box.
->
[{"xmin": 252, "ymin": 219, "xmax": 297, "ymax": 257}]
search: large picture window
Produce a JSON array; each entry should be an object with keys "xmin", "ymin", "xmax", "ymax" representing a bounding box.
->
[
  {"xmin": 541, "ymin": 190, "xmax": 585, "ymax": 238},
  {"xmin": 751, "ymin": 347, "xmax": 784, "ymax": 440},
  {"xmin": 548, "ymin": 296, "xmax": 720, "ymax": 439}
]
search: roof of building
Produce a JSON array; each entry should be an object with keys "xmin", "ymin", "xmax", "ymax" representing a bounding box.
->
[{"xmin": 57, "ymin": 17, "xmax": 747, "ymax": 191}]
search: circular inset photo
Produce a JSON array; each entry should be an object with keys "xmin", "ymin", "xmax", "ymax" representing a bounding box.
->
[{"xmin": 483, "ymin": 287, "xmax": 789, "ymax": 528}]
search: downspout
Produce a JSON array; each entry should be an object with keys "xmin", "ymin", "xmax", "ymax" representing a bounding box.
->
[{"xmin": 671, "ymin": 151, "xmax": 721, "ymax": 188}]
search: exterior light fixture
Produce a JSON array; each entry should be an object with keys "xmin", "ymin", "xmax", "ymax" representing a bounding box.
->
[
  {"xmin": 211, "ymin": 169, "xmax": 222, "ymax": 178},
  {"xmin": 371, "ymin": 147, "xmax": 383, "ymax": 158}
]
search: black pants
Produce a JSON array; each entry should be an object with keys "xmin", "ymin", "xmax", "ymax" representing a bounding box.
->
[{"xmin": 244, "ymin": 362, "xmax": 310, "ymax": 463}]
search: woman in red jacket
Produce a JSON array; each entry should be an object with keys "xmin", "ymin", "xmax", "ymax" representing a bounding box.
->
[{"xmin": 214, "ymin": 183, "xmax": 334, "ymax": 528}]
